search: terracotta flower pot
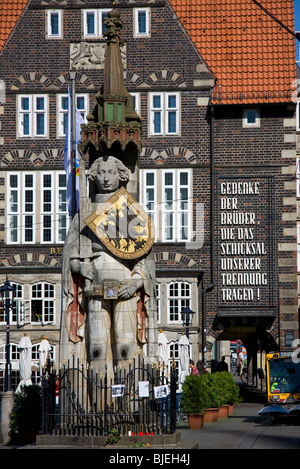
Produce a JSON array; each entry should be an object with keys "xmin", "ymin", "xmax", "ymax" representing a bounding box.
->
[
  {"xmin": 204, "ymin": 408, "xmax": 219, "ymax": 423},
  {"xmin": 219, "ymin": 405, "xmax": 229, "ymax": 418},
  {"xmin": 228, "ymin": 404, "xmax": 234, "ymax": 415},
  {"xmin": 188, "ymin": 414, "xmax": 204, "ymax": 429}
]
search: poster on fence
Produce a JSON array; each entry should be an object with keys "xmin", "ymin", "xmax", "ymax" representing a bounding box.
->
[
  {"xmin": 138, "ymin": 381, "xmax": 149, "ymax": 397},
  {"xmin": 111, "ymin": 385, "xmax": 125, "ymax": 397},
  {"xmin": 154, "ymin": 385, "xmax": 169, "ymax": 398}
]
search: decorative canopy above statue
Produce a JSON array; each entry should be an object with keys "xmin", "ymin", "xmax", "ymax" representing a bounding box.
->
[{"xmin": 80, "ymin": 9, "xmax": 142, "ymax": 154}]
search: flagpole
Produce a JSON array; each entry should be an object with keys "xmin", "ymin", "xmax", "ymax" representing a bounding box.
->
[{"xmin": 71, "ymin": 78, "xmax": 76, "ymax": 219}]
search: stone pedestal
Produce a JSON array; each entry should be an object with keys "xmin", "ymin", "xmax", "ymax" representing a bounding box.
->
[{"xmin": 1, "ymin": 391, "xmax": 14, "ymax": 444}]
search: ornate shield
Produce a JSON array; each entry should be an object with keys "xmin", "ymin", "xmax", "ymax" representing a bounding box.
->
[{"xmin": 84, "ymin": 187, "xmax": 155, "ymax": 259}]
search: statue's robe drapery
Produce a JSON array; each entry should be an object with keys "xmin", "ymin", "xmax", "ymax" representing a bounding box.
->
[{"xmin": 59, "ymin": 211, "xmax": 156, "ymax": 364}]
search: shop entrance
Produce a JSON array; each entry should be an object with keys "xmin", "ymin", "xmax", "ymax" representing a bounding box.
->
[{"xmin": 212, "ymin": 318, "xmax": 278, "ymax": 388}]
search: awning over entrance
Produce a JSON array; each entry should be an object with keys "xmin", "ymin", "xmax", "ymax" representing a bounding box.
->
[
  {"xmin": 213, "ymin": 310, "xmax": 277, "ymax": 351},
  {"xmin": 213, "ymin": 311, "xmax": 276, "ymax": 334}
]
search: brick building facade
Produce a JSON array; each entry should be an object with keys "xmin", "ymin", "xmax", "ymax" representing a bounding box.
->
[{"xmin": 0, "ymin": 0, "xmax": 297, "ymax": 390}]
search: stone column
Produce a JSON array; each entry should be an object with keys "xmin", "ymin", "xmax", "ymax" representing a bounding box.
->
[
  {"xmin": 219, "ymin": 340, "xmax": 231, "ymax": 370},
  {"xmin": 1, "ymin": 391, "xmax": 14, "ymax": 444}
]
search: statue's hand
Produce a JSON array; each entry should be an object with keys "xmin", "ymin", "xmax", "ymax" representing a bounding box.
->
[
  {"xmin": 80, "ymin": 262, "xmax": 94, "ymax": 281},
  {"xmin": 118, "ymin": 280, "xmax": 143, "ymax": 299},
  {"xmin": 70, "ymin": 259, "xmax": 94, "ymax": 280},
  {"xmin": 118, "ymin": 283, "xmax": 137, "ymax": 299},
  {"xmin": 70, "ymin": 259, "xmax": 81, "ymax": 273}
]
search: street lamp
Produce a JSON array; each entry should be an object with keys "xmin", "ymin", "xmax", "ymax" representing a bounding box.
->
[
  {"xmin": 0, "ymin": 277, "xmax": 15, "ymax": 392},
  {"xmin": 181, "ymin": 306, "xmax": 195, "ymax": 339}
]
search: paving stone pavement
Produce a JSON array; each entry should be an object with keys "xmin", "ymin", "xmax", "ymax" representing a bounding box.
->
[
  {"xmin": 180, "ymin": 402, "xmax": 300, "ymax": 449},
  {"xmin": 2, "ymin": 383, "xmax": 300, "ymax": 451}
]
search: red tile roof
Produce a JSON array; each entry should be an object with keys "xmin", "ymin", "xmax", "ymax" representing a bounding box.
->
[
  {"xmin": 169, "ymin": 0, "xmax": 297, "ymax": 104},
  {"xmin": 0, "ymin": 1, "xmax": 297, "ymax": 105},
  {"xmin": 0, "ymin": 0, "xmax": 29, "ymax": 52}
]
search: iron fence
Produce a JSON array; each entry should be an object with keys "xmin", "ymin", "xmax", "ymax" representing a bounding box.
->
[{"xmin": 41, "ymin": 353, "xmax": 178, "ymax": 437}]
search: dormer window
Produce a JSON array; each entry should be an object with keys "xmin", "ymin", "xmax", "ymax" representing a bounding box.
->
[{"xmin": 243, "ymin": 108, "xmax": 260, "ymax": 128}]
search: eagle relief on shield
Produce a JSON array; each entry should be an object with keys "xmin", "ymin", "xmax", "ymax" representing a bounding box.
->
[{"xmin": 85, "ymin": 187, "xmax": 155, "ymax": 259}]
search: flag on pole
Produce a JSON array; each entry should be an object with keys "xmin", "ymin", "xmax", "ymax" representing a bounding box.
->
[
  {"xmin": 64, "ymin": 87, "xmax": 73, "ymax": 216},
  {"xmin": 75, "ymin": 106, "xmax": 84, "ymax": 211},
  {"xmin": 64, "ymin": 87, "xmax": 84, "ymax": 216}
]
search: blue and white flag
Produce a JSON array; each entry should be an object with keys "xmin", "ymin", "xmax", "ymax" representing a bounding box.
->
[
  {"xmin": 64, "ymin": 87, "xmax": 73, "ymax": 216},
  {"xmin": 64, "ymin": 87, "xmax": 84, "ymax": 216},
  {"xmin": 75, "ymin": 106, "xmax": 85, "ymax": 211}
]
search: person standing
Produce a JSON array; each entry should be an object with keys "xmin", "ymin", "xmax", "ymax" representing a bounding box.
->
[
  {"xmin": 238, "ymin": 350, "xmax": 244, "ymax": 375},
  {"xmin": 189, "ymin": 359, "xmax": 199, "ymax": 375},
  {"xmin": 216, "ymin": 356, "xmax": 228, "ymax": 372}
]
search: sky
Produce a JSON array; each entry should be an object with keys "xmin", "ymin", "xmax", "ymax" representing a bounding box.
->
[{"xmin": 295, "ymin": 0, "xmax": 300, "ymax": 31}]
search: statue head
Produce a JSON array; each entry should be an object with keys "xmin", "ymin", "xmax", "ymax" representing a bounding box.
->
[{"xmin": 87, "ymin": 155, "xmax": 130, "ymax": 194}]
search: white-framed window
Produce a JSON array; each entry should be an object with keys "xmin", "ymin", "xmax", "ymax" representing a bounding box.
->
[
  {"xmin": 41, "ymin": 171, "xmax": 69, "ymax": 243},
  {"xmin": 149, "ymin": 92, "xmax": 180, "ymax": 136},
  {"xmin": 7, "ymin": 171, "xmax": 69, "ymax": 245},
  {"xmin": 169, "ymin": 342, "xmax": 180, "ymax": 374},
  {"xmin": 297, "ymin": 101, "xmax": 300, "ymax": 131},
  {"xmin": 242, "ymin": 107, "xmax": 260, "ymax": 128},
  {"xmin": 57, "ymin": 93, "xmax": 88, "ymax": 137},
  {"xmin": 31, "ymin": 282, "xmax": 55, "ymax": 324},
  {"xmin": 156, "ymin": 283, "xmax": 161, "ymax": 324},
  {"xmin": 162, "ymin": 170, "xmax": 190, "ymax": 242},
  {"xmin": 82, "ymin": 9, "xmax": 111, "ymax": 38},
  {"xmin": 56, "ymin": 172, "xmax": 68, "ymax": 242},
  {"xmin": 41, "ymin": 173, "xmax": 53, "ymax": 243},
  {"xmin": 168, "ymin": 341, "xmax": 191, "ymax": 377},
  {"xmin": 7, "ymin": 173, "xmax": 19, "ymax": 243},
  {"xmin": 134, "ymin": 8, "xmax": 150, "ymax": 37},
  {"xmin": 23, "ymin": 173, "xmax": 35, "ymax": 244},
  {"xmin": 167, "ymin": 281, "xmax": 191, "ymax": 323},
  {"xmin": 140, "ymin": 168, "xmax": 192, "ymax": 243},
  {"xmin": 46, "ymin": 10, "xmax": 62, "ymax": 38},
  {"xmin": 18, "ymin": 95, "xmax": 48, "ymax": 138},
  {"xmin": 142, "ymin": 170, "xmax": 157, "ymax": 234},
  {"xmin": 130, "ymin": 92, "xmax": 141, "ymax": 117},
  {"xmin": 0, "ymin": 342, "xmax": 56, "ymax": 391},
  {"xmin": 0, "ymin": 343, "xmax": 18, "ymax": 362},
  {"xmin": 32, "ymin": 342, "xmax": 55, "ymax": 363},
  {"xmin": 0, "ymin": 343, "xmax": 19, "ymax": 392},
  {"xmin": 0, "ymin": 283, "xmax": 24, "ymax": 325},
  {"xmin": 7, "ymin": 172, "xmax": 35, "ymax": 244}
]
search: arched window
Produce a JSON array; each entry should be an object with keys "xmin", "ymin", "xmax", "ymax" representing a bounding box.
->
[
  {"xmin": 168, "ymin": 340, "xmax": 191, "ymax": 381},
  {"xmin": 0, "ymin": 343, "xmax": 19, "ymax": 392},
  {"xmin": 0, "ymin": 342, "xmax": 56, "ymax": 391}
]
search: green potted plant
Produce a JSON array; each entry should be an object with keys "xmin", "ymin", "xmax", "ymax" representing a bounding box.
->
[
  {"xmin": 10, "ymin": 385, "xmax": 42, "ymax": 443},
  {"xmin": 181, "ymin": 374, "xmax": 205, "ymax": 429},
  {"xmin": 200, "ymin": 373, "xmax": 221, "ymax": 422},
  {"xmin": 222, "ymin": 371, "xmax": 242, "ymax": 413},
  {"xmin": 213, "ymin": 371, "xmax": 242, "ymax": 415},
  {"xmin": 213, "ymin": 372, "xmax": 230, "ymax": 418}
]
